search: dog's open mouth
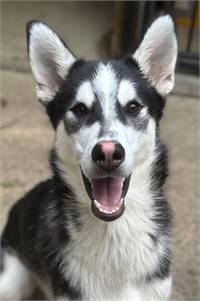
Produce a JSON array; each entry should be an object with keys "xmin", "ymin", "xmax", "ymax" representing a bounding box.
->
[{"xmin": 82, "ymin": 173, "xmax": 131, "ymax": 221}]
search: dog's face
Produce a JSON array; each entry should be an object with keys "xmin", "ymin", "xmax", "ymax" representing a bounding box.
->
[{"xmin": 27, "ymin": 16, "xmax": 177, "ymax": 221}]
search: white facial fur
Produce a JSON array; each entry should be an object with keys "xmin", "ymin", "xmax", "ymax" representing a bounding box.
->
[
  {"xmin": 55, "ymin": 62, "xmax": 155, "ymax": 189},
  {"xmin": 74, "ymin": 118, "xmax": 155, "ymax": 180}
]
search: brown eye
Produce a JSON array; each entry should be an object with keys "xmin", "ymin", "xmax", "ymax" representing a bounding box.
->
[
  {"xmin": 72, "ymin": 103, "xmax": 89, "ymax": 116},
  {"xmin": 127, "ymin": 101, "xmax": 142, "ymax": 115}
]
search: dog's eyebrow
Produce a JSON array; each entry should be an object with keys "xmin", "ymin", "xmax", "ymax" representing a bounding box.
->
[
  {"xmin": 118, "ymin": 80, "xmax": 136, "ymax": 106},
  {"xmin": 75, "ymin": 81, "xmax": 95, "ymax": 108}
]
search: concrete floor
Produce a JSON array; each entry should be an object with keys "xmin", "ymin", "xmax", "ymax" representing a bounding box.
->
[{"xmin": 1, "ymin": 2, "xmax": 199, "ymax": 301}]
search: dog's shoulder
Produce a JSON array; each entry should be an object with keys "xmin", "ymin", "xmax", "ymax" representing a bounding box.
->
[{"xmin": 1, "ymin": 179, "xmax": 53, "ymax": 250}]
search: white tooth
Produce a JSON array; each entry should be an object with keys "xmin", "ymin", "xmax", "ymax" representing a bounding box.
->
[
  {"xmin": 94, "ymin": 199, "xmax": 101, "ymax": 209},
  {"xmin": 119, "ymin": 198, "xmax": 124, "ymax": 206}
]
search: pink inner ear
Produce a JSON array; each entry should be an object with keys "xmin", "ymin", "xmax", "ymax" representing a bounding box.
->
[
  {"xmin": 29, "ymin": 22, "xmax": 76, "ymax": 104},
  {"xmin": 133, "ymin": 16, "xmax": 177, "ymax": 96}
]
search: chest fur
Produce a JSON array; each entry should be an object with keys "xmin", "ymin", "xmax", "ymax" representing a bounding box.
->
[{"xmin": 60, "ymin": 207, "xmax": 159, "ymax": 300}]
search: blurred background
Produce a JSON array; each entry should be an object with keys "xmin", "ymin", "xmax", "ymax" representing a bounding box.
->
[{"xmin": 0, "ymin": 1, "xmax": 199, "ymax": 300}]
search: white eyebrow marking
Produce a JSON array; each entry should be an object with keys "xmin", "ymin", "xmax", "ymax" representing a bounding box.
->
[
  {"xmin": 76, "ymin": 81, "xmax": 95, "ymax": 108},
  {"xmin": 118, "ymin": 79, "xmax": 137, "ymax": 106}
]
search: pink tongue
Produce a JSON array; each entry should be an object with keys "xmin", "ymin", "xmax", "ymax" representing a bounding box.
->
[{"xmin": 91, "ymin": 177, "xmax": 124, "ymax": 208}]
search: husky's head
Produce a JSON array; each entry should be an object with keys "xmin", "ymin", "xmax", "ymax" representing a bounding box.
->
[{"xmin": 27, "ymin": 16, "xmax": 177, "ymax": 222}]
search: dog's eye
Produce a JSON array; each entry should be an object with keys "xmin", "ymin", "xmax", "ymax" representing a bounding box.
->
[
  {"xmin": 127, "ymin": 101, "xmax": 142, "ymax": 115},
  {"xmin": 72, "ymin": 103, "xmax": 89, "ymax": 116}
]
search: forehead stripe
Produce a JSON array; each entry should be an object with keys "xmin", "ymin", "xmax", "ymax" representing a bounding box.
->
[
  {"xmin": 92, "ymin": 63, "xmax": 118, "ymax": 98},
  {"xmin": 92, "ymin": 63, "xmax": 118, "ymax": 124}
]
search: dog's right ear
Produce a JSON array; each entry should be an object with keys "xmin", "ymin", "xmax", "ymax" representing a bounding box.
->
[{"xmin": 27, "ymin": 21, "xmax": 76, "ymax": 105}]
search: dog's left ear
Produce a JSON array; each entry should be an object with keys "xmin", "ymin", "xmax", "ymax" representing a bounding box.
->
[
  {"xmin": 133, "ymin": 15, "xmax": 177, "ymax": 96},
  {"xmin": 27, "ymin": 21, "xmax": 76, "ymax": 104}
]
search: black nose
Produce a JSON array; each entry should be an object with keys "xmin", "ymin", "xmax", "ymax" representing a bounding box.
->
[{"xmin": 92, "ymin": 141, "xmax": 125, "ymax": 171}]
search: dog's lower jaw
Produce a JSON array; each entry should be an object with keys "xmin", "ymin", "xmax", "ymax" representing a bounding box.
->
[{"xmin": 81, "ymin": 172, "xmax": 131, "ymax": 221}]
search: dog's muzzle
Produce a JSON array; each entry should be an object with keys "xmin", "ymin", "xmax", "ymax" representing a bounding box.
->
[{"xmin": 81, "ymin": 141, "xmax": 131, "ymax": 222}]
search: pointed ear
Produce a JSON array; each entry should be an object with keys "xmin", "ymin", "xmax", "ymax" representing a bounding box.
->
[
  {"xmin": 133, "ymin": 15, "xmax": 177, "ymax": 96},
  {"xmin": 27, "ymin": 21, "xmax": 76, "ymax": 104}
]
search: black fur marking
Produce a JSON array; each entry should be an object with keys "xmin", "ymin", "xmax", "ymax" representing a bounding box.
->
[
  {"xmin": 151, "ymin": 139, "xmax": 169, "ymax": 190},
  {"xmin": 145, "ymin": 251, "xmax": 171, "ymax": 281},
  {"xmin": 1, "ymin": 163, "xmax": 81, "ymax": 299},
  {"xmin": 43, "ymin": 57, "xmax": 165, "ymax": 131},
  {"xmin": 115, "ymin": 100, "xmax": 149, "ymax": 130},
  {"xmin": 64, "ymin": 96, "xmax": 103, "ymax": 135},
  {"xmin": 0, "ymin": 250, "xmax": 4, "ymax": 273},
  {"xmin": 144, "ymin": 139, "xmax": 173, "ymax": 282},
  {"xmin": 115, "ymin": 101, "xmax": 128, "ymax": 125},
  {"xmin": 86, "ymin": 97, "xmax": 104, "ymax": 126},
  {"xmin": 148, "ymin": 233, "xmax": 158, "ymax": 245},
  {"xmin": 113, "ymin": 57, "xmax": 166, "ymax": 123},
  {"xmin": 151, "ymin": 139, "xmax": 172, "ymax": 230},
  {"xmin": 49, "ymin": 266, "xmax": 81, "ymax": 300},
  {"xmin": 50, "ymin": 149, "xmax": 81, "ymax": 230},
  {"xmin": 46, "ymin": 60, "xmax": 98, "ymax": 129}
]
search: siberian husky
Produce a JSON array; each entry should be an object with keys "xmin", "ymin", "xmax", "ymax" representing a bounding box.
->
[{"xmin": 0, "ymin": 15, "xmax": 177, "ymax": 301}]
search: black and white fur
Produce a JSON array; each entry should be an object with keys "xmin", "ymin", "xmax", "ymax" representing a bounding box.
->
[{"xmin": 0, "ymin": 16, "xmax": 177, "ymax": 300}]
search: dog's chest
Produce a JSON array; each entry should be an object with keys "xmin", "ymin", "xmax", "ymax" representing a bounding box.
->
[{"xmin": 61, "ymin": 212, "xmax": 157, "ymax": 300}]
